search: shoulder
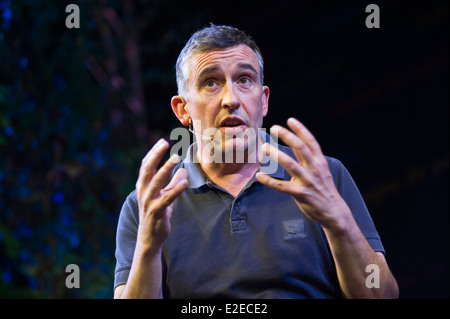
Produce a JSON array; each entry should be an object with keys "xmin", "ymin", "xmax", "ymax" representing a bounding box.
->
[
  {"xmin": 118, "ymin": 190, "xmax": 139, "ymax": 227},
  {"xmin": 277, "ymin": 143, "xmax": 344, "ymax": 174},
  {"xmin": 124, "ymin": 189, "xmax": 138, "ymax": 208},
  {"xmin": 325, "ymin": 155, "xmax": 344, "ymax": 173}
]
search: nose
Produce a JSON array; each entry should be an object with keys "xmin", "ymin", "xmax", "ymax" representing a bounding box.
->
[{"xmin": 221, "ymin": 82, "xmax": 240, "ymax": 110}]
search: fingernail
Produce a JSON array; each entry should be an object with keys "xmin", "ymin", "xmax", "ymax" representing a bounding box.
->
[
  {"xmin": 255, "ymin": 172, "xmax": 265, "ymax": 179},
  {"xmin": 270, "ymin": 125, "xmax": 280, "ymax": 133},
  {"xmin": 155, "ymin": 138, "xmax": 163, "ymax": 147},
  {"xmin": 177, "ymin": 179, "xmax": 188, "ymax": 187},
  {"xmin": 169, "ymin": 153, "xmax": 180, "ymax": 164},
  {"xmin": 157, "ymin": 138, "xmax": 168, "ymax": 149}
]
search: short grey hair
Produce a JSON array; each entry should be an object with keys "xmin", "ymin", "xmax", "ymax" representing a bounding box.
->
[{"xmin": 175, "ymin": 24, "xmax": 264, "ymax": 99}]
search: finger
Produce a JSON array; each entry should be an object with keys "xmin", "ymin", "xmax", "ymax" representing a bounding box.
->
[
  {"xmin": 269, "ymin": 125, "xmax": 314, "ymax": 167},
  {"xmin": 262, "ymin": 142, "xmax": 306, "ymax": 179},
  {"xmin": 255, "ymin": 172, "xmax": 298, "ymax": 196},
  {"xmin": 136, "ymin": 139, "xmax": 169, "ymax": 189},
  {"xmin": 147, "ymin": 153, "xmax": 182, "ymax": 198},
  {"xmin": 287, "ymin": 117, "xmax": 323, "ymax": 157},
  {"xmin": 162, "ymin": 167, "xmax": 188, "ymax": 192},
  {"xmin": 152, "ymin": 174, "xmax": 188, "ymax": 219}
]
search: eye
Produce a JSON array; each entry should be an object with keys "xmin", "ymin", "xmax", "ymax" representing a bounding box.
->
[
  {"xmin": 238, "ymin": 76, "xmax": 251, "ymax": 85},
  {"xmin": 205, "ymin": 79, "xmax": 217, "ymax": 88}
]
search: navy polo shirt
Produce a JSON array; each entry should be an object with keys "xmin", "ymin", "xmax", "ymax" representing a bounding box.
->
[{"xmin": 114, "ymin": 134, "xmax": 385, "ymax": 299}]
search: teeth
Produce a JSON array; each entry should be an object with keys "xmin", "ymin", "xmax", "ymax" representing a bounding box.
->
[{"xmin": 223, "ymin": 119, "xmax": 243, "ymax": 126}]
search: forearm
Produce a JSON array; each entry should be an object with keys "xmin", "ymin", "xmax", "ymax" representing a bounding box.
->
[
  {"xmin": 323, "ymin": 212, "xmax": 399, "ymax": 299},
  {"xmin": 118, "ymin": 231, "xmax": 164, "ymax": 299}
]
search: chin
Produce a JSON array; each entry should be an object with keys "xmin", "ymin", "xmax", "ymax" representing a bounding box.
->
[{"xmin": 220, "ymin": 136, "xmax": 259, "ymax": 164}]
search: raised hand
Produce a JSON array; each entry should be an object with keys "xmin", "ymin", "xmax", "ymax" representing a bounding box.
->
[
  {"xmin": 136, "ymin": 138, "xmax": 188, "ymax": 253},
  {"xmin": 256, "ymin": 117, "xmax": 352, "ymax": 232}
]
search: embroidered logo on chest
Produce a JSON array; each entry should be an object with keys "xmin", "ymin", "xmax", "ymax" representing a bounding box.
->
[{"xmin": 282, "ymin": 219, "xmax": 305, "ymax": 240}]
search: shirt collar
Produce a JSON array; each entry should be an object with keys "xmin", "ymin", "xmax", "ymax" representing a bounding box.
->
[
  {"xmin": 181, "ymin": 143, "xmax": 207, "ymax": 189},
  {"xmin": 181, "ymin": 130, "xmax": 285, "ymax": 189}
]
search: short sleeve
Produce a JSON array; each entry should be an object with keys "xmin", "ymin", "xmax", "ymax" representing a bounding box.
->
[
  {"xmin": 327, "ymin": 157, "xmax": 385, "ymax": 254},
  {"xmin": 114, "ymin": 190, "xmax": 139, "ymax": 290}
]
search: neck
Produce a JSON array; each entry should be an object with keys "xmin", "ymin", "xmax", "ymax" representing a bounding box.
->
[{"xmin": 195, "ymin": 139, "xmax": 263, "ymax": 197}]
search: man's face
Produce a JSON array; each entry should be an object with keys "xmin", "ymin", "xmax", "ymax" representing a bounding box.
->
[{"xmin": 184, "ymin": 44, "xmax": 270, "ymax": 155}]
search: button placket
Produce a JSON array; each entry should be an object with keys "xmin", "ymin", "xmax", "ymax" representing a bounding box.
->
[{"xmin": 230, "ymin": 198, "xmax": 247, "ymax": 232}]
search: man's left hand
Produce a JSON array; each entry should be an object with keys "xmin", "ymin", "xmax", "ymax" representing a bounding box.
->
[{"xmin": 256, "ymin": 117, "xmax": 352, "ymax": 232}]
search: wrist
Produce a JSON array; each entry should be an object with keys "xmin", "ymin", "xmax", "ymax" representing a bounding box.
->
[
  {"xmin": 136, "ymin": 226, "xmax": 164, "ymax": 258},
  {"xmin": 321, "ymin": 203, "xmax": 355, "ymax": 238}
]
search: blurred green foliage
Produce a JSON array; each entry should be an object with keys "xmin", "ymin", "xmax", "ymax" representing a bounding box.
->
[{"xmin": 0, "ymin": 0, "xmax": 201, "ymax": 298}]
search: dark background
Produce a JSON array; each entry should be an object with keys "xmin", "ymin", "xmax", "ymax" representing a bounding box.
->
[{"xmin": 0, "ymin": 0, "xmax": 448, "ymax": 298}]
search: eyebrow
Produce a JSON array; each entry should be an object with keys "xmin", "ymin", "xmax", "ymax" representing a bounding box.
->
[
  {"xmin": 197, "ymin": 63, "xmax": 259, "ymax": 82},
  {"xmin": 236, "ymin": 63, "xmax": 258, "ymax": 75},
  {"xmin": 197, "ymin": 65, "xmax": 220, "ymax": 81}
]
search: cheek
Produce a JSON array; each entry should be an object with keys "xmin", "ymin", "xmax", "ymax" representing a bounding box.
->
[
  {"xmin": 190, "ymin": 103, "xmax": 218, "ymax": 126},
  {"xmin": 248, "ymin": 94, "xmax": 267, "ymax": 118}
]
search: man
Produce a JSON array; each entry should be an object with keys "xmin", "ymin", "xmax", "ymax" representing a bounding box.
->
[{"xmin": 114, "ymin": 24, "xmax": 399, "ymax": 298}]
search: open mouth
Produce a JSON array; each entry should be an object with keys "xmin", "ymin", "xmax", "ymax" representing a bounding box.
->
[{"xmin": 220, "ymin": 116, "xmax": 246, "ymax": 128}]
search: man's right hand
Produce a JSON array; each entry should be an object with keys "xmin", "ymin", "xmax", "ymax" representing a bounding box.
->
[
  {"xmin": 114, "ymin": 139, "xmax": 187, "ymax": 299},
  {"xmin": 135, "ymin": 138, "xmax": 188, "ymax": 254}
]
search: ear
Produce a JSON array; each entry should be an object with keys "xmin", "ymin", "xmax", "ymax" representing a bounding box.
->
[
  {"xmin": 171, "ymin": 95, "xmax": 190, "ymax": 126},
  {"xmin": 261, "ymin": 85, "xmax": 270, "ymax": 117}
]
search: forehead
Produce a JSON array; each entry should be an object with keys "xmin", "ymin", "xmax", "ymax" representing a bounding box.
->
[{"xmin": 187, "ymin": 45, "xmax": 260, "ymax": 80}]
